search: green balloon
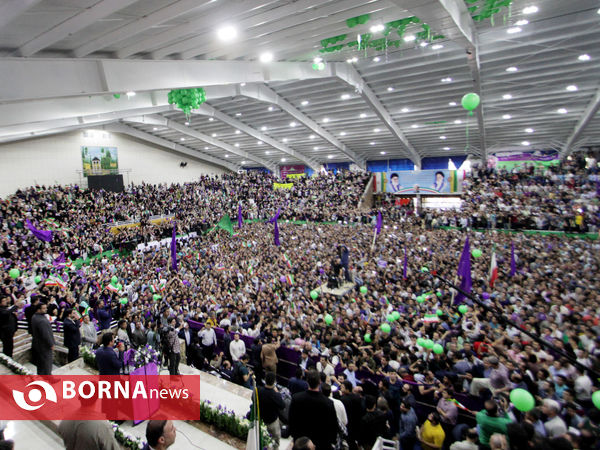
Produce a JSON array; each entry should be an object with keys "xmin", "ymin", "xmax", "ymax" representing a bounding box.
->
[
  {"xmin": 472, "ymin": 249, "xmax": 482, "ymax": 258},
  {"xmin": 416, "ymin": 338, "xmax": 425, "ymax": 347},
  {"xmin": 510, "ymin": 388, "xmax": 535, "ymax": 412},
  {"xmin": 421, "ymin": 267, "xmax": 429, "ymax": 273},
  {"xmin": 417, "ymin": 295, "xmax": 425, "ymax": 304},
  {"xmin": 113, "ymin": 93, "xmax": 120, "ymax": 99},
  {"xmin": 387, "ymin": 313, "xmax": 395, "ymax": 322},
  {"xmin": 436, "ymin": 292, "xmax": 442, "ymax": 298},
  {"xmin": 9, "ymin": 268, "xmax": 19, "ymax": 279},
  {"xmin": 392, "ymin": 311, "xmax": 401, "ymax": 321},
  {"xmin": 433, "ymin": 343, "xmax": 444, "ymax": 354},
  {"xmin": 360, "ymin": 286, "xmax": 368, "ymax": 294},
  {"xmin": 364, "ymin": 333, "xmax": 372, "ymax": 343},
  {"xmin": 153, "ymin": 294, "xmax": 161, "ymax": 301},
  {"xmin": 324, "ymin": 314, "xmax": 333, "ymax": 325},
  {"xmin": 436, "ymin": 309, "xmax": 443, "ymax": 316},
  {"xmin": 310, "ymin": 290, "xmax": 318, "ymax": 300},
  {"xmin": 458, "ymin": 305, "xmax": 468, "ymax": 314},
  {"xmin": 424, "ymin": 339, "xmax": 434, "ymax": 349},
  {"xmin": 312, "ymin": 63, "xmax": 319, "ymax": 70},
  {"xmin": 351, "ymin": 298, "xmax": 356, "ymax": 303},
  {"xmin": 111, "ymin": 276, "xmax": 118, "ymax": 285},
  {"xmin": 34, "ymin": 275, "xmax": 42, "ymax": 284},
  {"xmin": 119, "ymin": 298, "xmax": 128, "ymax": 305},
  {"xmin": 380, "ymin": 323, "xmax": 391, "ymax": 333},
  {"xmin": 593, "ymin": 391, "xmax": 600, "ymax": 410},
  {"xmin": 461, "ymin": 92, "xmax": 480, "ymax": 111},
  {"xmin": 116, "ymin": 283, "xmax": 123, "ymax": 291}
]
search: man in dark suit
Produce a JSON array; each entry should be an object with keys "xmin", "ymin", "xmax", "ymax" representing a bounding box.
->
[
  {"xmin": 96, "ymin": 300, "xmax": 112, "ymax": 331},
  {"xmin": 31, "ymin": 303, "xmax": 55, "ymax": 375},
  {"xmin": 62, "ymin": 308, "xmax": 81, "ymax": 362},
  {"xmin": 254, "ymin": 372, "xmax": 285, "ymax": 449},
  {"xmin": 95, "ymin": 332, "xmax": 124, "ymax": 375},
  {"xmin": 340, "ymin": 380, "xmax": 364, "ymax": 450},
  {"xmin": 298, "ymin": 350, "xmax": 316, "ymax": 372},
  {"xmin": 0, "ymin": 296, "xmax": 19, "ymax": 357},
  {"xmin": 178, "ymin": 322, "xmax": 194, "ymax": 366},
  {"xmin": 289, "ymin": 369, "xmax": 338, "ymax": 449}
]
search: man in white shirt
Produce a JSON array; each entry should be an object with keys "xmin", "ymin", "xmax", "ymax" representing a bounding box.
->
[
  {"xmin": 322, "ymin": 383, "xmax": 347, "ymax": 437},
  {"xmin": 316, "ymin": 356, "xmax": 335, "ymax": 380},
  {"xmin": 229, "ymin": 332, "xmax": 246, "ymax": 362},
  {"xmin": 198, "ymin": 323, "xmax": 217, "ymax": 362},
  {"xmin": 542, "ymin": 399, "xmax": 567, "ymax": 438}
]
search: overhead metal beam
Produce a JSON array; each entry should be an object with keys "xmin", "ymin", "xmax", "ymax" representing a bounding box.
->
[
  {"xmin": 15, "ymin": 0, "xmax": 140, "ymax": 57},
  {"xmin": 238, "ymin": 84, "xmax": 366, "ymax": 169},
  {"xmin": 195, "ymin": 104, "xmax": 321, "ymax": 171},
  {"xmin": 560, "ymin": 88, "xmax": 600, "ymax": 159},
  {"xmin": 0, "ymin": 58, "xmax": 331, "ymax": 103},
  {"xmin": 0, "ymin": 120, "xmax": 118, "ymax": 145},
  {"xmin": 105, "ymin": 123, "xmax": 239, "ymax": 172},
  {"xmin": 0, "ymin": 0, "xmax": 42, "ymax": 32},
  {"xmin": 73, "ymin": 0, "xmax": 213, "ymax": 58},
  {"xmin": 124, "ymin": 114, "xmax": 278, "ymax": 172},
  {"xmin": 332, "ymin": 63, "xmax": 422, "ymax": 168}
]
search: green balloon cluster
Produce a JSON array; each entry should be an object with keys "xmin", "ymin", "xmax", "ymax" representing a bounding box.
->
[
  {"xmin": 380, "ymin": 323, "xmax": 391, "ymax": 333},
  {"xmin": 471, "ymin": 249, "xmax": 482, "ymax": 258},
  {"xmin": 510, "ymin": 388, "xmax": 535, "ymax": 412},
  {"xmin": 310, "ymin": 290, "xmax": 319, "ymax": 300},
  {"xmin": 113, "ymin": 93, "xmax": 121, "ymax": 99},
  {"xmin": 458, "ymin": 305, "xmax": 469, "ymax": 314},
  {"xmin": 364, "ymin": 333, "xmax": 372, "ymax": 343},
  {"xmin": 416, "ymin": 338, "xmax": 425, "ymax": 347},
  {"xmin": 424, "ymin": 339, "xmax": 434, "ymax": 349},
  {"xmin": 360, "ymin": 286, "xmax": 367, "ymax": 294},
  {"xmin": 324, "ymin": 314, "xmax": 333, "ymax": 325},
  {"xmin": 312, "ymin": 62, "xmax": 325, "ymax": 71},
  {"xmin": 433, "ymin": 343, "xmax": 444, "ymax": 354},
  {"xmin": 9, "ymin": 268, "xmax": 20, "ymax": 279},
  {"xmin": 167, "ymin": 88, "xmax": 207, "ymax": 116},
  {"xmin": 461, "ymin": 92, "xmax": 480, "ymax": 116}
]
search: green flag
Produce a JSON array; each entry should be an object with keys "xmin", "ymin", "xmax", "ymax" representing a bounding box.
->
[{"xmin": 216, "ymin": 215, "xmax": 234, "ymax": 236}]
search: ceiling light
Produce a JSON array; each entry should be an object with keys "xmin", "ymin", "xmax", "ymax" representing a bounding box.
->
[
  {"xmin": 314, "ymin": 146, "xmax": 320, "ymax": 150},
  {"xmin": 204, "ymin": 147, "xmax": 209, "ymax": 150},
  {"xmin": 370, "ymin": 142, "xmax": 376, "ymax": 145},
  {"xmin": 525, "ymin": 128, "xmax": 534, "ymax": 133},
  {"xmin": 566, "ymin": 85, "xmax": 578, "ymax": 91},
  {"xmin": 440, "ymin": 135, "xmax": 447, "ymax": 140},
  {"xmin": 241, "ymin": 160, "xmax": 245, "ymax": 164},
  {"xmin": 441, "ymin": 77, "xmax": 452, "ymax": 83},
  {"xmin": 503, "ymin": 94, "xmax": 512, "ymax": 100},
  {"xmin": 387, "ymin": 86, "xmax": 394, "ymax": 92},
  {"xmin": 373, "ymin": 128, "xmax": 380, "ymax": 133},
  {"xmin": 234, "ymin": 143, "xmax": 240, "ymax": 147},
  {"xmin": 339, "ymin": 131, "xmax": 346, "ymax": 136},
  {"xmin": 454, "ymin": 119, "xmax": 462, "ymax": 124},
  {"xmin": 522, "ymin": 5, "xmax": 539, "ymax": 14},
  {"xmin": 235, "ymin": 113, "xmax": 242, "ymax": 116},
  {"xmin": 180, "ymin": 137, "xmax": 185, "ymax": 141},
  {"xmin": 301, "ymin": 100, "xmax": 309, "ymax": 106},
  {"xmin": 217, "ymin": 25, "xmax": 237, "ymax": 41},
  {"xmin": 373, "ymin": 56, "xmax": 380, "ymax": 62},
  {"xmin": 212, "ymin": 133, "xmax": 217, "ymax": 137},
  {"xmin": 557, "ymin": 108, "xmax": 568, "ymax": 114},
  {"xmin": 341, "ymin": 93, "xmax": 351, "ymax": 100},
  {"xmin": 265, "ymin": 151, "xmax": 270, "ymax": 154},
  {"xmin": 240, "ymin": 82, "xmax": 246, "ymax": 87},
  {"xmin": 502, "ymin": 114, "xmax": 512, "ymax": 119},
  {"xmin": 411, "ymin": 124, "xmax": 419, "ymax": 129},
  {"xmin": 521, "ymin": 140, "xmax": 531, "ymax": 146},
  {"xmin": 281, "ymin": 158, "xmax": 286, "ymax": 162},
  {"xmin": 515, "ymin": 19, "xmax": 529, "ymax": 26},
  {"xmin": 289, "ymin": 121, "xmax": 297, "ymax": 127},
  {"xmin": 235, "ymin": 130, "xmax": 241, "ymax": 134},
  {"xmin": 420, "ymin": 42, "xmax": 428, "ymax": 47},
  {"xmin": 126, "ymin": 91, "xmax": 136, "ymax": 97},
  {"xmin": 261, "ymin": 126, "xmax": 267, "ymax": 131},
  {"xmin": 578, "ymin": 54, "xmax": 591, "ymax": 61},
  {"xmin": 506, "ymin": 66, "xmax": 518, "ymax": 72},
  {"xmin": 401, "ymin": 107, "xmax": 409, "ymax": 113},
  {"xmin": 268, "ymin": 106, "xmax": 274, "ymax": 111},
  {"xmin": 282, "ymin": 138, "xmax": 288, "ymax": 143},
  {"xmin": 380, "ymin": 151, "xmax": 386, "ymax": 155},
  {"xmin": 507, "ymin": 27, "xmax": 522, "ymax": 34},
  {"xmin": 327, "ymin": 155, "xmax": 334, "ymax": 159},
  {"xmin": 152, "ymin": 127, "xmax": 158, "ymax": 131},
  {"xmin": 370, "ymin": 24, "xmax": 385, "ymax": 33},
  {"xmin": 322, "ymin": 118, "xmax": 329, "ymax": 123},
  {"xmin": 257, "ymin": 140, "xmax": 263, "ymax": 145},
  {"xmin": 351, "ymin": 57, "xmax": 358, "ymax": 63},
  {"xmin": 208, "ymin": 118, "xmax": 214, "ymax": 122},
  {"xmin": 431, "ymin": 44, "xmax": 444, "ymax": 50},
  {"xmin": 225, "ymin": 155, "xmax": 229, "ymax": 158},
  {"xmin": 309, "ymin": 134, "xmax": 315, "ymax": 139},
  {"xmin": 443, "ymin": 147, "xmax": 450, "ymax": 151},
  {"xmin": 184, "ymin": 121, "xmax": 189, "ymax": 126},
  {"xmin": 313, "ymin": 57, "xmax": 322, "ymax": 63},
  {"xmin": 359, "ymin": 113, "xmax": 367, "ymax": 119},
  {"xmin": 259, "ymin": 52, "xmax": 273, "ymax": 63},
  {"xmin": 404, "ymin": 35, "xmax": 416, "ymax": 42},
  {"xmin": 449, "ymin": 102, "xmax": 457, "ymax": 106}
]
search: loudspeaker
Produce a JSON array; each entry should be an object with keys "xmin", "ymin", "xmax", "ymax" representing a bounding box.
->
[{"xmin": 88, "ymin": 175, "xmax": 124, "ymax": 192}]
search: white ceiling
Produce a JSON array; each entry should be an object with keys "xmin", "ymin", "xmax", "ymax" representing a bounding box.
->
[{"xmin": 0, "ymin": 0, "xmax": 599, "ymax": 171}]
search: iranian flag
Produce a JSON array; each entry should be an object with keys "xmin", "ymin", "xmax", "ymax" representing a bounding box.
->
[
  {"xmin": 423, "ymin": 314, "xmax": 440, "ymax": 323},
  {"xmin": 283, "ymin": 253, "xmax": 292, "ymax": 269},
  {"xmin": 215, "ymin": 265, "xmax": 226, "ymax": 271},
  {"xmin": 106, "ymin": 284, "xmax": 120, "ymax": 293},
  {"xmin": 149, "ymin": 284, "xmax": 159, "ymax": 294},
  {"xmin": 45, "ymin": 276, "xmax": 67, "ymax": 289},
  {"xmin": 285, "ymin": 274, "xmax": 295, "ymax": 285},
  {"xmin": 489, "ymin": 246, "xmax": 498, "ymax": 288}
]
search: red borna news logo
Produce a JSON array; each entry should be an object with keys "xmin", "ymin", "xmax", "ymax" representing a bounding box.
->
[{"xmin": 0, "ymin": 375, "xmax": 201, "ymax": 420}]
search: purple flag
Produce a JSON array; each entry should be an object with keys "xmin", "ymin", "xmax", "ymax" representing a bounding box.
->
[
  {"xmin": 267, "ymin": 207, "xmax": 281, "ymax": 224},
  {"xmin": 53, "ymin": 252, "xmax": 66, "ymax": 267},
  {"xmin": 403, "ymin": 248, "xmax": 408, "ymax": 280},
  {"xmin": 375, "ymin": 211, "xmax": 382, "ymax": 235},
  {"xmin": 455, "ymin": 237, "xmax": 471, "ymax": 304},
  {"xmin": 510, "ymin": 242, "xmax": 516, "ymax": 277},
  {"xmin": 171, "ymin": 222, "xmax": 178, "ymax": 271},
  {"xmin": 25, "ymin": 219, "xmax": 53, "ymax": 242},
  {"xmin": 273, "ymin": 220, "xmax": 280, "ymax": 246},
  {"xmin": 237, "ymin": 204, "xmax": 243, "ymax": 229}
]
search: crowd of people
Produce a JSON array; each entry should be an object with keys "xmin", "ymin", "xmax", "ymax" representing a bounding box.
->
[{"xmin": 0, "ymin": 155, "xmax": 599, "ymax": 450}]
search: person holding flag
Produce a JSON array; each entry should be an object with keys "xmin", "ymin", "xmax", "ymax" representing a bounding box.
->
[{"xmin": 489, "ymin": 245, "xmax": 498, "ymax": 288}]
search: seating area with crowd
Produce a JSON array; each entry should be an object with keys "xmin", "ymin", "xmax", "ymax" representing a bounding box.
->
[{"xmin": 1, "ymin": 153, "xmax": 600, "ymax": 450}]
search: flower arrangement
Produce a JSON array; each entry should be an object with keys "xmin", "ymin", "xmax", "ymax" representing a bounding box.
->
[
  {"xmin": 80, "ymin": 345, "xmax": 97, "ymax": 369},
  {"xmin": 128, "ymin": 344, "xmax": 160, "ymax": 369},
  {"xmin": 0, "ymin": 352, "xmax": 33, "ymax": 375},
  {"xmin": 111, "ymin": 422, "xmax": 146, "ymax": 449}
]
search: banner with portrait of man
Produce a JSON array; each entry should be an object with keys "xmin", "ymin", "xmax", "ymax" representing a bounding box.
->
[{"xmin": 372, "ymin": 170, "xmax": 462, "ymax": 194}]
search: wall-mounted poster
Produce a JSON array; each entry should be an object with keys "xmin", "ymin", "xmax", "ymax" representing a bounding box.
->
[
  {"xmin": 372, "ymin": 170, "xmax": 463, "ymax": 194},
  {"xmin": 81, "ymin": 146, "xmax": 118, "ymax": 177}
]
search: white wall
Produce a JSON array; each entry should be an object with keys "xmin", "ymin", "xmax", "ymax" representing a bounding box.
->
[{"xmin": 0, "ymin": 130, "xmax": 227, "ymax": 197}]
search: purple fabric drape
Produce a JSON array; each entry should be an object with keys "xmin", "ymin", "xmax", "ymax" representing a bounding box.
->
[
  {"xmin": 268, "ymin": 208, "xmax": 281, "ymax": 246},
  {"xmin": 237, "ymin": 204, "xmax": 243, "ymax": 228},
  {"xmin": 375, "ymin": 211, "xmax": 382, "ymax": 235},
  {"xmin": 455, "ymin": 237, "xmax": 472, "ymax": 304},
  {"xmin": 26, "ymin": 219, "xmax": 53, "ymax": 242}
]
